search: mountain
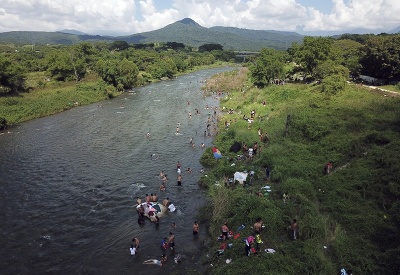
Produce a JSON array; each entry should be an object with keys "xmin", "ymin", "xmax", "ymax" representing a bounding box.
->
[
  {"xmin": 0, "ymin": 18, "xmax": 303, "ymax": 51},
  {"xmin": 0, "ymin": 31, "xmax": 114, "ymax": 45},
  {"xmin": 59, "ymin": 29, "xmax": 87, "ymax": 35},
  {"xmin": 390, "ymin": 25, "xmax": 400, "ymax": 33}
]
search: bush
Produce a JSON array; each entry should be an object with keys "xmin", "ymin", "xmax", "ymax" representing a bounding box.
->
[
  {"xmin": 321, "ymin": 74, "xmax": 346, "ymax": 95},
  {"xmin": 0, "ymin": 117, "xmax": 7, "ymax": 130}
]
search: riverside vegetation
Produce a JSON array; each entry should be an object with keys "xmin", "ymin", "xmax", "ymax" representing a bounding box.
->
[
  {"xmin": 0, "ymin": 41, "xmax": 235, "ymax": 128},
  {"xmin": 198, "ymin": 69, "xmax": 400, "ymax": 274}
]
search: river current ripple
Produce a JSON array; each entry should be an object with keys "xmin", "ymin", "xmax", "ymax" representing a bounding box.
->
[{"xmin": 0, "ymin": 67, "xmax": 233, "ymax": 274}]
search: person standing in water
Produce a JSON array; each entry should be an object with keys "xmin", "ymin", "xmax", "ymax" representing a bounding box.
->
[
  {"xmin": 193, "ymin": 221, "xmax": 199, "ymax": 235},
  {"xmin": 177, "ymin": 174, "xmax": 183, "ymax": 186},
  {"xmin": 168, "ymin": 232, "xmax": 175, "ymax": 250}
]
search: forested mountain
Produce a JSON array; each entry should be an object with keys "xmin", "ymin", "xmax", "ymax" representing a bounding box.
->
[{"xmin": 0, "ymin": 18, "xmax": 303, "ymax": 51}]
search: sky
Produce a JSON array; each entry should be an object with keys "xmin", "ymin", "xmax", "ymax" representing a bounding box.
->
[{"xmin": 0, "ymin": 0, "xmax": 399, "ymax": 36}]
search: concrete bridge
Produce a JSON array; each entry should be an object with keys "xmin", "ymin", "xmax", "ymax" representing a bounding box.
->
[{"xmin": 234, "ymin": 51, "xmax": 259, "ymax": 62}]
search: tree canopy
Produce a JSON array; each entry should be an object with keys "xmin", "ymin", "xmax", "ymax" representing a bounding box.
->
[
  {"xmin": 289, "ymin": 36, "xmax": 336, "ymax": 78},
  {"xmin": 359, "ymin": 35, "xmax": 400, "ymax": 80},
  {"xmin": 249, "ymin": 48, "xmax": 286, "ymax": 87}
]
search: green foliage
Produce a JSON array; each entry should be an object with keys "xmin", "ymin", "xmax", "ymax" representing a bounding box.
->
[
  {"xmin": 95, "ymin": 58, "xmax": 139, "ymax": 88},
  {"xmin": 0, "ymin": 54, "xmax": 26, "ymax": 95},
  {"xmin": 289, "ymin": 36, "xmax": 336, "ymax": 79},
  {"xmin": 359, "ymin": 34, "xmax": 400, "ymax": 80},
  {"xmin": 45, "ymin": 48, "xmax": 86, "ymax": 81},
  {"xmin": 321, "ymin": 74, "xmax": 347, "ymax": 95},
  {"xmin": 109, "ymin": 40, "xmax": 129, "ymax": 51},
  {"xmin": 249, "ymin": 48, "xmax": 285, "ymax": 87},
  {"xmin": 333, "ymin": 39, "xmax": 363, "ymax": 75},
  {"xmin": 314, "ymin": 60, "xmax": 349, "ymax": 80},
  {"xmin": 199, "ymin": 43, "xmax": 223, "ymax": 52}
]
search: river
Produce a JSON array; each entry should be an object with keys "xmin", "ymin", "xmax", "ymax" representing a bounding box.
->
[{"xmin": 0, "ymin": 67, "xmax": 234, "ymax": 274}]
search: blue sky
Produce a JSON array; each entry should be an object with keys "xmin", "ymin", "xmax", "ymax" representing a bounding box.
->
[
  {"xmin": 298, "ymin": 0, "xmax": 332, "ymax": 13},
  {"xmin": 0, "ymin": 0, "xmax": 399, "ymax": 35}
]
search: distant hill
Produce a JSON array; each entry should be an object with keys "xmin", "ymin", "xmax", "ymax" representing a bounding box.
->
[
  {"xmin": 59, "ymin": 29, "xmax": 87, "ymax": 35},
  {"xmin": 0, "ymin": 31, "xmax": 114, "ymax": 45},
  {"xmin": 390, "ymin": 25, "xmax": 400, "ymax": 33},
  {"xmin": 0, "ymin": 18, "xmax": 303, "ymax": 51}
]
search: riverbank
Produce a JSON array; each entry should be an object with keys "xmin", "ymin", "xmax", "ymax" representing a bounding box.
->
[
  {"xmin": 0, "ymin": 62, "xmax": 235, "ymax": 128},
  {"xmin": 198, "ymin": 70, "xmax": 400, "ymax": 274}
]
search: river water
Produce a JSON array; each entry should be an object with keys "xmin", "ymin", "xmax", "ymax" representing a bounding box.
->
[{"xmin": 0, "ymin": 67, "xmax": 233, "ymax": 274}]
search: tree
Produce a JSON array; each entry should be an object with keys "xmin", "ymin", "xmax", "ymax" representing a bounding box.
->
[
  {"xmin": 249, "ymin": 48, "xmax": 285, "ymax": 87},
  {"xmin": 46, "ymin": 48, "xmax": 86, "ymax": 81},
  {"xmin": 333, "ymin": 39, "xmax": 363, "ymax": 76},
  {"xmin": 148, "ymin": 57, "xmax": 177, "ymax": 79},
  {"xmin": 289, "ymin": 36, "xmax": 335, "ymax": 79},
  {"xmin": 359, "ymin": 35, "xmax": 400, "ymax": 80},
  {"xmin": 116, "ymin": 58, "xmax": 139, "ymax": 89},
  {"xmin": 109, "ymin": 40, "xmax": 130, "ymax": 51},
  {"xmin": 0, "ymin": 55, "xmax": 26, "ymax": 95},
  {"xmin": 314, "ymin": 60, "xmax": 349, "ymax": 80},
  {"xmin": 199, "ymin": 43, "xmax": 223, "ymax": 52},
  {"xmin": 95, "ymin": 58, "xmax": 138, "ymax": 89},
  {"xmin": 165, "ymin": 42, "xmax": 186, "ymax": 50}
]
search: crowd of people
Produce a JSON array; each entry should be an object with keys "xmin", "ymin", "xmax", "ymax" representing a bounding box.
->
[{"xmin": 129, "ymin": 87, "xmax": 223, "ymax": 268}]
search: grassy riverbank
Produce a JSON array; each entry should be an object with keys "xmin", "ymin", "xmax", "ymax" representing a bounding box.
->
[
  {"xmin": 0, "ymin": 72, "xmax": 120, "ymax": 126},
  {"xmin": 198, "ymin": 69, "xmax": 400, "ymax": 274}
]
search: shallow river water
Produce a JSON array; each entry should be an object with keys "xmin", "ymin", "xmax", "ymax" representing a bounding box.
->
[{"xmin": 0, "ymin": 67, "xmax": 234, "ymax": 274}]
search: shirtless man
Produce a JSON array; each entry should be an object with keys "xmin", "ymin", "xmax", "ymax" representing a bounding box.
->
[
  {"xmin": 193, "ymin": 221, "xmax": 199, "ymax": 235},
  {"xmin": 177, "ymin": 174, "xmax": 183, "ymax": 186},
  {"xmin": 168, "ymin": 232, "xmax": 175, "ymax": 250},
  {"xmin": 176, "ymin": 126, "xmax": 180, "ymax": 134},
  {"xmin": 132, "ymin": 237, "xmax": 140, "ymax": 249},
  {"xmin": 253, "ymin": 217, "xmax": 263, "ymax": 234},
  {"xmin": 145, "ymin": 194, "xmax": 151, "ymax": 203},
  {"xmin": 163, "ymin": 197, "xmax": 169, "ymax": 207},
  {"xmin": 136, "ymin": 197, "xmax": 142, "ymax": 206},
  {"xmin": 160, "ymin": 183, "xmax": 166, "ymax": 191},
  {"xmin": 152, "ymin": 193, "xmax": 158, "ymax": 202}
]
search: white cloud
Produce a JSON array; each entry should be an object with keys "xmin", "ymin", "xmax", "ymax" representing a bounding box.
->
[
  {"xmin": 0, "ymin": 0, "xmax": 399, "ymax": 35},
  {"xmin": 303, "ymin": 0, "xmax": 400, "ymax": 31}
]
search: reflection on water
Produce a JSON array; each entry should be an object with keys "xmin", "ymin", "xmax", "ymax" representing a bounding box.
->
[{"xmin": 0, "ymin": 67, "xmax": 234, "ymax": 274}]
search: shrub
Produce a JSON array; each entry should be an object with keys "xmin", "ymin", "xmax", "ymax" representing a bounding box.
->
[
  {"xmin": 0, "ymin": 117, "xmax": 7, "ymax": 130},
  {"xmin": 321, "ymin": 74, "xmax": 346, "ymax": 95}
]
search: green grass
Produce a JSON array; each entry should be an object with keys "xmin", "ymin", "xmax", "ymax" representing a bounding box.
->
[
  {"xmin": 0, "ymin": 74, "xmax": 120, "ymax": 125},
  {"xmin": 200, "ymin": 72, "xmax": 400, "ymax": 274}
]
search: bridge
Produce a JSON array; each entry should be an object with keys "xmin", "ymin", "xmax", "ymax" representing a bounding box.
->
[{"xmin": 234, "ymin": 51, "xmax": 259, "ymax": 62}]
